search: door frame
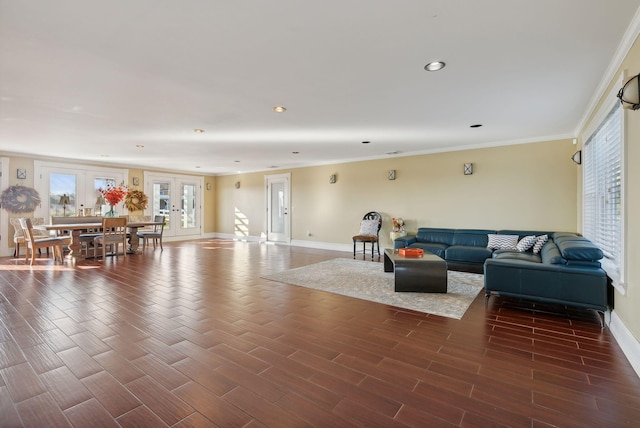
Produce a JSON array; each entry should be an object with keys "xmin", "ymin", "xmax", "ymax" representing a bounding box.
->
[
  {"xmin": 0, "ymin": 157, "xmax": 9, "ymax": 257},
  {"xmin": 144, "ymin": 172, "xmax": 203, "ymax": 239},
  {"xmin": 264, "ymin": 172, "xmax": 291, "ymax": 244}
]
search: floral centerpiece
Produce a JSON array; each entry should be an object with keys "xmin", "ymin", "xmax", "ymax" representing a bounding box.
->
[
  {"xmin": 98, "ymin": 182, "xmax": 129, "ymax": 217},
  {"xmin": 391, "ymin": 217, "xmax": 407, "ymax": 241}
]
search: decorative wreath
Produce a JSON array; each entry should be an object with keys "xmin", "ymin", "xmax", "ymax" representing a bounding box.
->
[
  {"xmin": 0, "ymin": 185, "xmax": 42, "ymax": 214},
  {"xmin": 124, "ymin": 189, "xmax": 148, "ymax": 211}
]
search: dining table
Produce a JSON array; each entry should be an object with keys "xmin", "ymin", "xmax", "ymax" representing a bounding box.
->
[{"xmin": 36, "ymin": 220, "xmax": 165, "ymax": 259}]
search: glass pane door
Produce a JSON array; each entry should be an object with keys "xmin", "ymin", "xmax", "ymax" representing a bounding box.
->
[
  {"xmin": 49, "ymin": 173, "xmax": 78, "ymax": 217},
  {"xmin": 152, "ymin": 180, "xmax": 172, "ymax": 228},
  {"xmin": 266, "ymin": 173, "xmax": 290, "ymax": 243},
  {"xmin": 180, "ymin": 183, "xmax": 197, "ymax": 231},
  {"xmin": 146, "ymin": 173, "xmax": 202, "ymax": 238}
]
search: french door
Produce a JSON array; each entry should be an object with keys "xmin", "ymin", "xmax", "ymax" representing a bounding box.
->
[
  {"xmin": 34, "ymin": 161, "xmax": 127, "ymax": 219},
  {"xmin": 144, "ymin": 172, "xmax": 202, "ymax": 238},
  {"xmin": 265, "ymin": 173, "xmax": 290, "ymax": 243}
]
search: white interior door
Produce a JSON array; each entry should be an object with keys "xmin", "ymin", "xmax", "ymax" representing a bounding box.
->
[
  {"xmin": 145, "ymin": 172, "xmax": 202, "ymax": 238},
  {"xmin": 265, "ymin": 173, "xmax": 290, "ymax": 243}
]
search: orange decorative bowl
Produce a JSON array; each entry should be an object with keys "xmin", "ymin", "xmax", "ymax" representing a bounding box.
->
[{"xmin": 399, "ymin": 248, "xmax": 424, "ymax": 257}]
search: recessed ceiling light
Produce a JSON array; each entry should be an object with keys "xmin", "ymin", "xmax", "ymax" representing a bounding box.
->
[
  {"xmin": 424, "ymin": 61, "xmax": 446, "ymax": 72},
  {"xmin": 470, "ymin": 124, "xmax": 483, "ymax": 128},
  {"xmin": 273, "ymin": 106, "xmax": 286, "ymax": 113},
  {"xmin": 194, "ymin": 128, "xmax": 205, "ymax": 133}
]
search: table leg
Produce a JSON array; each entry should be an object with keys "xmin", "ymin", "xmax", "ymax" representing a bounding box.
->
[
  {"xmin": 66, "ymin": 229, "xmax": 83, "ymax": 259},
  {"xmin": 128, "ymin": 226, "xmax": 141, "ymax": 254},
  {"xmin": 384, "ymin": 250, "xmax": 395, "ymax": 272}
]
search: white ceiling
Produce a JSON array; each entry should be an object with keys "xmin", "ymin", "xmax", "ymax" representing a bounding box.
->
[{"xmin": 1, "ymin": 1, "xmax": 640, "ymax": 175}]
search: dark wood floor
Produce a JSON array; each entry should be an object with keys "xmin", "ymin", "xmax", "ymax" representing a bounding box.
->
[{"xmin": 1, "ymin": 239, "xmax": 639, "ymax": 427}]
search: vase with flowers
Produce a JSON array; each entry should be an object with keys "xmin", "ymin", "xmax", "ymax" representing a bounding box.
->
[
  {"xmin": 391, "ymin": 217, "xmax": 407, "ymax": 241},
  {"xmin": 98, "ymin": 182, "xmax": 129, "ymax": 217}
]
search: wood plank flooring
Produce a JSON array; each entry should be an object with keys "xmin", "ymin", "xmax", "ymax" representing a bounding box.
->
[{"xmin": 1, "ymin": 238, "xmax": 639, "ymax": 427}]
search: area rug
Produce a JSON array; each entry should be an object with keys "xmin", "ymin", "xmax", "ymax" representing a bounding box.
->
[{"xmin": 262, "ymin": 258, "xmax": 484, "ymax": 319}]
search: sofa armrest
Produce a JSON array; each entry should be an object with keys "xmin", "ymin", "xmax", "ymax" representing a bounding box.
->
[{"xmin": 394, "ymin": 235, "xmax": 416, "ymax": 249}]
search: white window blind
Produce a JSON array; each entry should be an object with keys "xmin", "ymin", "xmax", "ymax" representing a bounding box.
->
[{"xmin": 583, "ymin": 102, "xmax": 622, "ymax": 284}]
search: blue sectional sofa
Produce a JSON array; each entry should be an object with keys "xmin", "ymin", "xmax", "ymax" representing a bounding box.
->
[
  {"xmin": 393, "ymin": 228, "xmax": 498, "ymax": 274},
  {"xmin": 394, "ymin": 228, "xmax": 609, "ymax": 317}
]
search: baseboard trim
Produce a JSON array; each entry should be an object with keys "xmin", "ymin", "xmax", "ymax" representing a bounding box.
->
[
  {"xmin": 290, "ymin": 239, "xmax": 352, "ymax": 253},
  {"xmin": 609, "ymin": 310, "xmax": 640, "ymax": 378},
  {"xmin": 211, "ymin": 232, "xmax": 264, "ymax": 243}
]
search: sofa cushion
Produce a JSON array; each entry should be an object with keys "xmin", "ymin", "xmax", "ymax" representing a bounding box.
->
[
  {"xmin": 452, "ymin": 229, "xmax": 495, "ymax": 247},
  {"xmin": 493, "ymin": 251, "xmax": 542, "ymax": 263},
  {"xmin": 409, "ymin": 242, "xmax": 447, "ymax": 259},
  {"xmin": 487, "ymin": 234, "xmax": 518, "ymax": 250},
  {"xmin": 415, "ymin": 228, "xmax": 455, "ymax": 246},
  {"xmin": 566, "ymin": 260, "xmax": 602, "ymax": 268},
  {"xmin": 498, "ymin": 230, "xmax": 549, "ymax": 240},
  {"xmin": 540, "ymin": 242, "xmax": 566, "ymax": 264},
  {"xmin": 516, "ymin": 235, "xmax": 537, "ymax": 252},
  {"xmin": 532, "ymin": 234, "xmax": 548, "ymax": 254},
  {"xmin": 554, "ymin": 236, "xmax": 604, "ymax": 262},
  {"xmin": 445, "ymin": 245, "xmax": 493, "ymax": 263}
]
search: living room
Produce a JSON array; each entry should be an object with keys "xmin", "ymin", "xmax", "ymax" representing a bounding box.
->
[{"xmin": 1, "ymin": 1, "xmax": 640, "ymax": 425}]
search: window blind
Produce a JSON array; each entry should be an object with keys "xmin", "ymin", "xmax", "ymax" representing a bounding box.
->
[{"xmin": 583, "ymin": 103, "xmax": 622, "ymax": 281}]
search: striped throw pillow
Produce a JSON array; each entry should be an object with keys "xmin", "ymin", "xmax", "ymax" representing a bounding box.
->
[
  {"xmin": 532, "ymin": 234, "xmax": 549, "ymax": 254},
  {"xmin": 516, "ymin": 235, "xmax": 537, "ymax": 252},
  {"xmin": 487, "ymin": 234, "xmax": 519, "ymax": 250}
]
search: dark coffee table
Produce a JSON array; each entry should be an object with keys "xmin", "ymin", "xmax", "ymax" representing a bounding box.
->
[{"xmin": 384, "ymin": 248, "xmax": 447, "ymax": 293}]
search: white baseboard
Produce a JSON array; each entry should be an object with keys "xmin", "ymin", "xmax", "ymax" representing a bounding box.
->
[
  {"xmin": 210, "ymin": 233, "xmax": 353, "ymax": 253},
  {"xmin": 609, "ymin": 310, "xmax": 640, "ymax": 378},
  {"xmin": 210, "ymin": 232, "xmax": 264, "ymax": 243},
  {"xmin": 290, "ymin": 239, "xmax": 352, "ymax": 253}
]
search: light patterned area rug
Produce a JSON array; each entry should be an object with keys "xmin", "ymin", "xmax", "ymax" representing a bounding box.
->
[{"xmin": 262, "ymin": 258, "xmax": 484, "ymax": 319}]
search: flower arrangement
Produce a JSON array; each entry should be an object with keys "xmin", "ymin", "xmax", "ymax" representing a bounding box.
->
[
  {"xmin": 392, "ymin": 217, "xmax": 405, "ymax": 232},
  {"xmin": 98, "ymin": 182, "xmax": 129, "ymax": 215}
]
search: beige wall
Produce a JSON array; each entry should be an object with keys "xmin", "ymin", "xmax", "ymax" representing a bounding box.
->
[
  {"xmin": 579, "ymin": 35, "xmax": 640, "ymax": 341},
  {"xmin": 214, "ymin": 139, "xmax": 578, "ymax": 249}
]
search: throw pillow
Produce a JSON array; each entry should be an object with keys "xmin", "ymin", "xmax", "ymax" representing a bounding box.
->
[
  {"xmin": 516, "ymin": 235, "xmax": 537, "ymax": 252},
  {"xmin": 487, "ymin": 234, "xmax": 519, "ymax": 250},
  {"xmin": 532, "ymin": 234, "xmax": 549, "ymax": 254},
  {"xmin": 358, "ymin": 219, "xmax": 379, "ymax": 236}
]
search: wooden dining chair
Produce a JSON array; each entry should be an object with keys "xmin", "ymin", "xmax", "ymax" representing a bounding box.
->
[
  {"xmin": 18, "ymin": 218, "xmax": 65, "ymax": 265},
  {"xmin": 93, "ymin": 217, "xmax": 128, "ymax": 259},
  {"xmin": 10, "ymin": 217, "xmax": 52, "ymax": 257},
  {"xmin": 137, "ymin": 215, "xmax": 165, "ymax": 251}
]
